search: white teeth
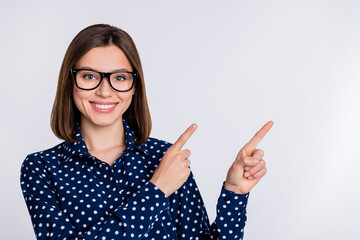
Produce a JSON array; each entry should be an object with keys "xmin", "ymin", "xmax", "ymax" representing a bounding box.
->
[{"xmin": 92, "ymin": 103, "xmax": 116, "ymax": 109}]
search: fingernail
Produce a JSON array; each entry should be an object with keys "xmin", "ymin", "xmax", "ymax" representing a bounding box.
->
[
  {"xmin": 252, "ymin": 159, "xmax": 259, "ymax": 164},
  {"xmin": 244, "ymin": 166, "xmax": 250, "ymax": 171},
  {"xmin": 193, "ymin": 124, "xmax": 197, "ymax": 129},
  {"xmin": 248, "ymin": 176, "xmax": 254, "ymax": 180},
  {"xmin": 244, "ymin": 172, "xmax": 250, "ymax": 177}
]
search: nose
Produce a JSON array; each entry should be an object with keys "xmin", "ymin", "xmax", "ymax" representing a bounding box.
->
[{"xmin": 95, "ymin": 77, "xmax": 113, "ymax": 97}]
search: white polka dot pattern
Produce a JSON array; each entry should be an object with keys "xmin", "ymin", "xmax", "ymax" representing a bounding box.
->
[{"xmin": 20, "ymin": 119, "xmax": 249, "ymax": 239}]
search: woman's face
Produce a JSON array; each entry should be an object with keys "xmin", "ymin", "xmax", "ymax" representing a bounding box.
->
[{"xmin": 73, "ymin": 44, "xmax": 135, "ymax": 128}]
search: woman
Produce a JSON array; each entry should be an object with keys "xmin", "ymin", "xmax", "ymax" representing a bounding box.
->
[{"xmin": 20, "ymin": 23, "xmax": 273, "ymax": 240}]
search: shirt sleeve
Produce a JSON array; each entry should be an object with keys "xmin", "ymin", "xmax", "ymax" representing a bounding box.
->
[
  {"xmin": 169, "ymin": 169, "xmax": 249, "ymax": 240},
  {"xmin": 20, "ymin": 154, "xmax": 170, "ymax": 240}
]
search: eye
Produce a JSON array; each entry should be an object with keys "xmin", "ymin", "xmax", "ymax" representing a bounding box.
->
[
  {"xmin": 114, "ymin": 75, "xmax": 126, "ymax": 81},
  {"xmin": 83, "ymin": 74, "xmax": 96, "ymax": 80}
]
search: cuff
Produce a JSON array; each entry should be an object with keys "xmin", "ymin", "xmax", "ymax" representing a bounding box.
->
[{"xmin": 217, "ymin": 181, "xmax": 249, "ymax": 214}]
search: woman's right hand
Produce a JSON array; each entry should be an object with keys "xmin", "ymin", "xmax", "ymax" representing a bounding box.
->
[{"xmin": 150, "ymin": 124, "xmax": 198, "ymax": 197}]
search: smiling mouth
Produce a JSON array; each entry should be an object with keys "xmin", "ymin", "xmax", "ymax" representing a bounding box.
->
[{"xmin": 90, "ymin": 102, "xmax": 118, "ymax": 109}]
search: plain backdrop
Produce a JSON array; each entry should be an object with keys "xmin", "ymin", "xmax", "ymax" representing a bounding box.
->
[{"xmin": 1, "ymin": 0, "xmax": 359, "ymax": 239}]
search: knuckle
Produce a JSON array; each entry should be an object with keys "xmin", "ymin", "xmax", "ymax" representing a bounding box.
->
[
  {"xmin": 258, "ymin": 149, "xmax": 265, "ymax": 158},
  {"xmin": 256, "ymin": 168, "xmax": 266, "ymax": 177},
  {"xmin": 181, "ymin": 149, "xmax": 190, "ymax": 159},
  {"xmin": 257, "ymin": 149, "xmax": 264, "ymax": 155},
  {"xmin": 259, "ymin": 159, "xmax": 266, "ymax": 167},
  {"xmin": 253, "ymin": 149, "xmax": 264, "ymax": 159}
]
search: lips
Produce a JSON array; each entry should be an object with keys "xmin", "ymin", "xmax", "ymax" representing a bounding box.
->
[{"xmin": 90, "ymin": 101, "xmax": 118, "ymax": 113}]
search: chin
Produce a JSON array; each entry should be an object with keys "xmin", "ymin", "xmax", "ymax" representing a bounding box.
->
[
  {"xmin": 93, "ymin": 118, "xmax": 120, "ymax": 127},
  {"xmin": 80, "ymin": 106, "xmax": 124, "ymax": 127},
  {"xmin": 83, "ymin": 114, "xmax": 119, "ymax": 127}
]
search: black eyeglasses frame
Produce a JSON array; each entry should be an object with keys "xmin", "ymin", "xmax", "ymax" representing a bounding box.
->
[{"xmin": 70, "ymin": 68, "xmax": 138, "ymax": 92}]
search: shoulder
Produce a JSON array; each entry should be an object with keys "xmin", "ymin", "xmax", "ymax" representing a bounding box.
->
[
  {"xmin": 147, "ymin": 136, "xmax": 173, "ymax": 148},
  {"xmin": 142, "ymin": 136, "xmax": 173, "ymax": 156},
  {"xmin": 21, "ymin": 141, "xmax": 67, "ymax": 172}
]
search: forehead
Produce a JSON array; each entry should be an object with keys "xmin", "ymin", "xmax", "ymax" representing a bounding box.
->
[{"xmin": 76, "ymin": 45, "xmax": 132, "ymax": 71}]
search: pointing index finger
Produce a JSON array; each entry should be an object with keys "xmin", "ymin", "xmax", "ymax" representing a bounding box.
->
[
  {"xmin": 245, "ymin": 121, "xmax": 273, "ymax": 150},
  {"xmin": 173, "ymin": 124, "xmax": 198, "ymax": 150}
]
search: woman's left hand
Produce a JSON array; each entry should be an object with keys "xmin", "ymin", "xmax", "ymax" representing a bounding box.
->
[{"xmin": 224, "ymin": 121, "xmax": 273, "ymax": 194}]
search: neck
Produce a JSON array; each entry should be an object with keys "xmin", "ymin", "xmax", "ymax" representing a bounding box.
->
[{"xmin": 80, "ymin": 117, "xmax": 126, "ymax": 152}]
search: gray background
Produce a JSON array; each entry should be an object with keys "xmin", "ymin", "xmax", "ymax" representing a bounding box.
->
[{"xmin": 1, "ymin": 0, "xmax": 359, "ymax": 239}]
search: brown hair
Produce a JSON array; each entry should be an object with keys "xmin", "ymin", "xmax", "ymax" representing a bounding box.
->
[{"xmin": 51, "ymin": 24, "xmax": 151, "ymax": 145}]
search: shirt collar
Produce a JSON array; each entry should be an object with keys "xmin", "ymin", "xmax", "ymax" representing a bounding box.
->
[{"xmin": 61, "ymin": 118, "xmax": 149, "ymax": 165}]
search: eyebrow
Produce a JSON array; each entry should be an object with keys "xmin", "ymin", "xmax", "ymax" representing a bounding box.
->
[{"xmin": 77, "ymin": 66, "xmax": 132, "ymax": 72}]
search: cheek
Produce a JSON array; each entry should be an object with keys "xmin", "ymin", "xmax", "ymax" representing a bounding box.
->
[
  {"xmin": 116, "ymin": 92, "xmax": 134, "ymax": 108},
  {"xmin": 72, "ymin": 87, "xmax": 89, "ymax": 111}
]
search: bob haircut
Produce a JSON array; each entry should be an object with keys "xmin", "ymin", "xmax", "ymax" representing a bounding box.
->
[{"xmin": 51, "ymin": 23, "xmax": 151, "ymax": 145}]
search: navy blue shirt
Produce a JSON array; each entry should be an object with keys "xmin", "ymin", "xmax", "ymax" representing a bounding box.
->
[{"xmin": 20, "ymin": 119, "xmax": 249, "ymax": 240}]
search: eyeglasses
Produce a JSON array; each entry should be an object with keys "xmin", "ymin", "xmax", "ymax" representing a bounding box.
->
[{"xmin": 70, "ymin": 68, "xmax": 137, "ymax": 92}]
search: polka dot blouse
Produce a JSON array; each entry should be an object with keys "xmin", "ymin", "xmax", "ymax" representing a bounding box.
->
[{"xmin": 20, "ymin": 119, "xmax": 249, "ymax": 240}]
